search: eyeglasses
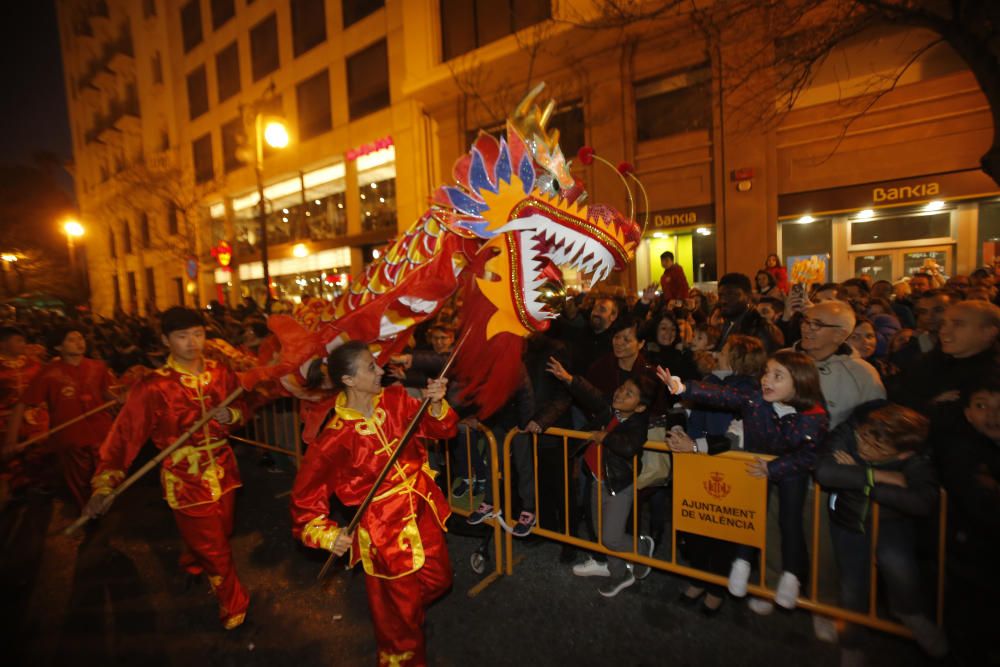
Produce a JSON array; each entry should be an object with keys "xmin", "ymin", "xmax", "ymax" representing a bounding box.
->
[{"xmin": 801, "ymin": 317, "xmax": 843, "ymax": 332}]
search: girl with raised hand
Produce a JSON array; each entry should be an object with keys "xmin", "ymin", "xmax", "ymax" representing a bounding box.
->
[{"xmin": 657, "ymin": 349, "xmax": 828, "ymax": 614}]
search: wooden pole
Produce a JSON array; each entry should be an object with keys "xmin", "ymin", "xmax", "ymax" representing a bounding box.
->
[
  {"xmin": 3, "ymin": 400, "xmax": 117, "ymax": 461},
  {"xmin": 63, "ymin": 387, "xmax": 244, "ymax": 536},
  {"xmin": 316, "ymin": 333, "xmax": 469, "ymax": 581}
]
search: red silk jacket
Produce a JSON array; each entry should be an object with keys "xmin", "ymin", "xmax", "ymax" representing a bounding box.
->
[
  {"xmin": 91, "ymin": 356, "xmax": 246, "ymax": 510},
  {"xmin": 290, "ymin": 385, "xmax": 457, "ymax": 579},
  {"xmin": 21, "ymin": 358, "xmax": 115, "ymax": 447}
]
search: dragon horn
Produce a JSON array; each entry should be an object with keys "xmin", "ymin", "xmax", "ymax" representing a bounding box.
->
[
  {"xmin": 515, "ymin": 82, "xmax": 546, "ymax": 119},
  {"xmin": 540, "ymin": 99, "xmax": 555, "ymax": 129},
  {"xmin": 626, "ymin": 172, "xmax": 650, "ymax": 238}
]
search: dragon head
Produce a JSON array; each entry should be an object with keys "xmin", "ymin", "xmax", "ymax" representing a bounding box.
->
[{"xmin": 433, "ymin": 84, "xmax": 641, "ymax": 341}]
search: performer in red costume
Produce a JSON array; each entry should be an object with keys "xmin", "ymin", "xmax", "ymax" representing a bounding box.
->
[
  {"xmin": 83, "ymin": 307, "xmax": 250, "ymax": 630},
  {"xmin": 290, "ymin": 341, "xmax": 457, "ymax": 667},
  {"xmin": 1, "ymin": 325, "xmax": 48, "ymax": 495},
  {"xmin": 5, "ymin": 327, "xmax": 117, "ymax": 510}
]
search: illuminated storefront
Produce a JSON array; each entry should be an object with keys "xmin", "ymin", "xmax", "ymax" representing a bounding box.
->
[{"xmin": 636, "ymin": 205, "xmax": 717, "ymax": 290}]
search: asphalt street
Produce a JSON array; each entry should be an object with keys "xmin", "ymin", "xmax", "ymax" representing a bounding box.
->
[{"xmin": 2, "ymin": 446, "xmax": 938, "ymax": 667}]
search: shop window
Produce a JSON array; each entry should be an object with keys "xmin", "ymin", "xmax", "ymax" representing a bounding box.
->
[
  {"xmin": 346, "ymin": 40, "xmax": 389, "ymax": 120},
  {"xmin": 360, "ymin": 177, "xmax": 396, "ymax": 232},
  {"xmin": 692, "ymin": 228, "xmax": 717, "ymax": 282},
  {"xmin": 781, "ymin": 218, "xmax": 832, "ymax": 285},
  {"xmin": 343, "ymin": 0, "xmax": 383, "ymax": 28},
  {"xmin": 143, "ymin": 0, "xmax": 156, "ymax": 19},
  {"xmin": 210, "ymin": 0, "xmax": 235, "ymax": 30},
  {"xmin": 123, "ymin": 221, "xmax": 133, "ymax": 254},
  {"xmin": 180, "ymin": 0, "xmax": 203, "ymax": 53},
  {"xmin": 440, "ymin": 0, "xmax": 550, "ymax": 61},
  {"xmin": 145, "ymin": 267, "xmax": 157, "ymax": 306},
  {"xmin": 216, "ymin": 41, "xmax": 241, "ymax": 102},
  {"xmin": 296, "ymin": 69, "xmax": 332, "ymax": 141},
  {"xmin": 186, "ymin": 65, "xmax": 209, "ymax": 120},
  {"xmin": 250, "ymin": 13, "xmax": 280, "ymax": 82},
  {"xmin": 635, "ymin": 66, "xmax": 711, "ymax": 142},
  {"xmin": 291, "ymin": 0, "xmax": 326, "ymax": 57},
  {"xmin": 109, "ymin": 229, "xmax": 117, "ymax": 259},
  {"xmin": 167, "ymin": 203, "xmax": 180, "ymax": 235},
  {"xmin": 977, "ymin": 202, "xmax": 1000, "ymax": 266},
  {"xmin": 221, "ymin": 117, "xmax": 246, "ymax": 173},
  {"xmin": 192, "ymin": 133, "xmax": 215, "ymax": 183},
  {"xmin": 140, "ymin": 213, "xmax": 151, "ymax": 247},
  {"xmin": 849, "ymin": 212, "xmax": 950, "ymax": 246}
]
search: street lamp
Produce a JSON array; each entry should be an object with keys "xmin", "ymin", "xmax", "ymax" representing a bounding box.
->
[
  {"xmin": 254, "ymin": 114, "xmax": 291, "ymax": 311},
  {"xmin": 63, "ymin": 218, "xmax": 84, "ymax": 272}
]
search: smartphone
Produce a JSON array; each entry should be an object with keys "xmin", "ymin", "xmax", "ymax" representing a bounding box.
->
[{"xmin": 791, "ymin": 283, "xmax": 804, "ymax": 297}]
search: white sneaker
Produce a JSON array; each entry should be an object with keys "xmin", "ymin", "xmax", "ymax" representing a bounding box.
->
[
  {"xmin": 727, "ymin": 558, "xmax": 751, "ymax": 597},
  {"xmin": 572, "ymin": 557, "xmax": 610, "ymax": 577},
  {"xmin": 775, "ymin": 571, "xmax": 800, "ymax": 609},
  {"xmin": 898, "ymin": 613, "xmax": 948, "ymax": 658},
  {"xmin": 747, "ymin": 597, "xmax": 775, "ymax": 615},
  {"xmin": 813, "ymin": 614, "xmax": 840, "ymax": 643}
]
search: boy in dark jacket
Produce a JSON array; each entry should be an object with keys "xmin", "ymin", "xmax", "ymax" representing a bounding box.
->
[
  {"xmin": 547, "ymin": 355, "xmax": 658, "ymax": 598},
  {"xmin": 815, "ymin": 402, "xmax": 946, "ymax": 664}
]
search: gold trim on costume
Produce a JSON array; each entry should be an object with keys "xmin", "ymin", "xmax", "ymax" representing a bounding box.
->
[
  {"xmin": 378, "ymin": 650, "xmax": 415, "ymax": 666},
  {"xmin": 91, "ymin": 469, "xmax": 124, "ymax": 495},
  {"xmin": 358, "ymin": 516, "xmax": 425, "ymax": 580},
  {"xmin": 301, "ymin": 515, "xmax": 341, "ymax": 551},
  {"xmin": 223, "ymin": 612, "xmax": 246, "ymax": 630}
]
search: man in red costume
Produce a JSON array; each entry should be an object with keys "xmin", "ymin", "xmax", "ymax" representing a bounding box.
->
[
  {"xmin": 5, "ymin": 327, "xmax": 117, "ymax": 510},
  {"xmin": 1, "ymin": 325, "xmax": 48, "ymax": 495},
  {"xmin": 83, "ymin": 307, "xmax": 250, "ymax": 630},
  {"xmin": 659, "ymin": 250, "xmax": 690, "ymax": 302},
  {"xmin": 291, "ymin": 341, "xmax": 457, "ymax": 667}
]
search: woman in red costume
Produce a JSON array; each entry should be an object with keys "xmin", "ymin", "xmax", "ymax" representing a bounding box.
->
[{"xmin": 290, "ymin": 341, "xmax": 457, "ymax": 667}]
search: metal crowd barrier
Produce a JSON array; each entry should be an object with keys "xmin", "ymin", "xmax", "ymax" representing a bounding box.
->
[
  {"xmin": 229, "ymin": 396, "xmax": 304, "ymax": 470},
  {"xmin": 500, "ymin": 426, "xmax": 947, "ymax": 640}
]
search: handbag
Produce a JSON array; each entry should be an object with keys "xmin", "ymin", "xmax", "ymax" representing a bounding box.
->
[{"xmin": 637, "ymin": 426, "xmax": 672, "ymax": 489}]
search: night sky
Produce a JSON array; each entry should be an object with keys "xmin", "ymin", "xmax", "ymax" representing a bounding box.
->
[{"xmin": 0, "ymin": 3, "xmax": 74, "ymax": 195}]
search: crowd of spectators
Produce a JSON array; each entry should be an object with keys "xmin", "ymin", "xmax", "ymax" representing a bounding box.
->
[{"xmin": 2, "ymin": 252, "xmax": 998, "ymax": 665}]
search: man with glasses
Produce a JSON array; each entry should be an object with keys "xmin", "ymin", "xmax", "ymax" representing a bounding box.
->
[{"xmin": 794, "ymin": 301, "xmax": 885, "ymax": 428}]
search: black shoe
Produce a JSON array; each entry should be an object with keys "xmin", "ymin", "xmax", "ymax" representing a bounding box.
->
[
  {"xmin": 700, "ymin": 595, "xmax": 725, "ymax": 617},
  {"xmin": 677, "ymin": 587, "xmax": 706, "ymax": 607}
]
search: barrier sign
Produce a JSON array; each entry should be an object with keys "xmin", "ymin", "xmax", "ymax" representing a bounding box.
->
[{"xmin": 672, "ymin": 451, "xmax": 770, "ymax": 548}]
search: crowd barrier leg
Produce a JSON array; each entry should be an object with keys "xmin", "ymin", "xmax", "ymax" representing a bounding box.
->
[{"xmin": 465, "ymin": 425, "xmax": 504, "ymax": 597}]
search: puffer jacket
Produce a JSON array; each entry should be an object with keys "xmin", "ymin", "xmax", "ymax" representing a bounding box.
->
[{"xmin": 789, "ymin": 342, "xmax": 885, "ymax": 428}]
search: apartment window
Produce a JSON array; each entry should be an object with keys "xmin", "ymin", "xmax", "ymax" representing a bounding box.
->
[
  {"xmin": 469, "ymin": 100, "xmax": 585, "ymax": 161},
  {"xmin": 296, "ymin": 69, "xmax": 332, "ymax": 141},
  {"xmin": 186, "ymin": 65, "xmax": 209, "ymax": 119},
  {"xmin": 109, "ymin": 229, "xmax": 117, "ymax": 259},
  {"xmin": 215, "ymin": 41, "xmax": 241, "ymax": 102},
  {"xmin": 635, "ymin": 66, "xmax": 711, "ymax": 142},
  {"xmin": 250, "ymin": 13, "xmax": 280, "ymax": 81},
  {"xmin": 145, "ymin": 267, "xmax": 157, "ymax": 307},
  {"xmin": 143, "ymin": 0, "xmax": 156, "ymax": 19},
  {"xmin": 192, "ymin": 133, "xmax": 214, "ymax": 183},
  {"xmin": 123, "ymin": 221, "xmax": 133, "ymax": 254},
  {"xmin": 346, "ymin": 40, "xmax": 389, "ymax": 120},
  {"xmin": 139, "ymin": 213, "xmax": 151, "ymax": 247},
  {"xmin": 167, "ymin": 202, "xmax": 180, "ymax": 235},
  {"xmin": 173, "ymin": 277, "xmax": 185, "ymax": 305},
  {"xmin": 291, "ymin": 0, "xmax": 326, "ymax": 56},
  {"xmin": 180, "ymin": 0, "xmax": 203, "ymax": 53},
  {"xmin": 127, "ymin": 272, "xmax": 138, "ymax": 309},
  {"xmin": 341, "ymin": 0, "xmax": 381, "ymax": 27},
  {"xmin": 113, "ymin": 274, "xmax": 122, "ymax": 308},
  {"xmin": 440, "ymin": 0, "xmax": 550, "ymax": 61},
  {"xmin": 221, "ymin": 117, "xmax": 246, "ymax": 172},
  {"xmin": 151, "ymin": 51, "xmax": 163, "ymax": 84},
  {"xmin": 210, "ymin": 0, "xmax": 235, "ymax": 29}
]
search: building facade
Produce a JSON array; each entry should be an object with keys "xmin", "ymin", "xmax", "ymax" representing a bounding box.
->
[{"xmin": 58, "ymin": 1, "xmax": 999, "ymax": 316}]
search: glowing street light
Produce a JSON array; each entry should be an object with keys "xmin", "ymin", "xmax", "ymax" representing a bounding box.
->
[
  {"xmin": 64, "ymin": 219, "xmax": 85, "ymax": 238},
  {"xmin": 1, "ymin": 253, "xmax": 17, "ymax": 263},
  {"xmin": 263, "ymin": 120, "xmax": 290, "ymax": 149}
]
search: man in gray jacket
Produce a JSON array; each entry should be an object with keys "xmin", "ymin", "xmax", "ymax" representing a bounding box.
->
[{"xmin": 794, "ymin": 301, "xmax": 885, "ymax": 427}]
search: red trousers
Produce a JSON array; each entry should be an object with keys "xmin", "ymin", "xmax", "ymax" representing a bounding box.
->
[
  {"xmin": 364, "ymin": 507, "xmax": 453, "ymax": 667},
  {"xmin": 59, "ymin": 442, "xmax": 100, "ymax": 510},
  {"xmin": 172, "ymin": 491, "xmax": 249, "ymax": 629}
]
